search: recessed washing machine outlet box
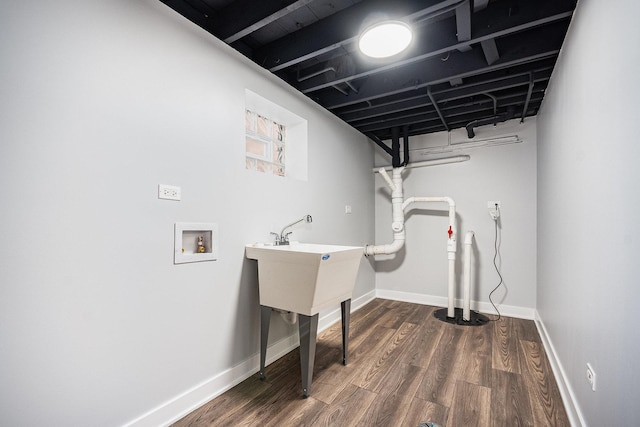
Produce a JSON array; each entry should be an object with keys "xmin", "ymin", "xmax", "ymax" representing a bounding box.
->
[{"xmin": 174, "ymin": 222, "xmax": 218, "ymax": 264}]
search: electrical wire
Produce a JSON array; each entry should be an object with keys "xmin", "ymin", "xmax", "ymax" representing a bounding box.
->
[{"xmin": 488, "ymin": 205, "xmax": 503, "ymax": 321}]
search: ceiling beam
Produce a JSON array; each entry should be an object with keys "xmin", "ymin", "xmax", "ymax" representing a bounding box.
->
[
  {"xmin": 455, "ymin": 0, "xmax": 472, "ymax": 52},
  {"xmin": 337, "ymin": 61, "xmax": 555, "ymax": 120},
  {"xmin": 215, "ymin": 0, "xmax": 315, "ymax": 44},
  {"xmin": 353, "ymin": 90, "xmax": 544, "ymax": 130},
  {"xmin": 159, "ymin": 0, "xmax": 215, "ymax": 32},
  {"xmin": 520, "ymin": 72, "xmax": 535, "ymax": 122},
  {"xmin": 254, "ymin": 0, "xmax": 464, "ymax": 72},
  {"xmin": 371, "ymin": 100, "xmax": 542, "ymax": 139},
  {"xmin": 481, "ymin": 39, "xmax": 499, "ymax": 64},
  {"xmin": 428, "ymin": 87, "xmax": 449, "ymax": 131},
  {"xmin": 473, "ymin": 0, "xmax": 490, "ymax": 12},
  {"xmin": 318, "ymin": 21, "xmax": 568, "ymax": 109},
  {"xmin": 294, "ymin": 3, "xmax": 573, "ymax": 94},
  {"xmin": 357, "ymin": 94, "xmax": 543, "ymax": 133}
]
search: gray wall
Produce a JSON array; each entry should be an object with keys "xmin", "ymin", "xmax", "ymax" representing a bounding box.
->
[
  {"xmin": 0, "ymin": 1, "xmax": 375, "ymax": 425},
  {"xmin": 373, "ymin": 119, "xmax": 538, "ymax": 317},
  {"xmin": 536, "ymin": 0, "xmax": 640, "ymax": 424}
]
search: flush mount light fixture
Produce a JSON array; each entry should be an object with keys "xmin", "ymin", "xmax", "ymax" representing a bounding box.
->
[{"xmin": 358, "ymin": 21, "xmax": 413, "ymax": 58}]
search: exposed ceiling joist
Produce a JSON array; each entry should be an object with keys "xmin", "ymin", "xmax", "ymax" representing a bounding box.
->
[
  {"xmin": 480, "ymin": 39, "xmax": 499, "ymax": 65},
  {"xmin": 257, "ymin": 0, "xmax": 463, "ymax": 72},
  {"xmin": 160, "ymin": 0, "xmax": 577, "ymax": 142},
  {"xmin": 319, "ymin": 21, "xmax": 568, "ymax": 110},
  {"xmin": 292, "ymin": 4, "xmax": 573, "ymax": 94},
  {"xmin": 217, "ymin": 0, "xmax": 315, "ymax": 43}
]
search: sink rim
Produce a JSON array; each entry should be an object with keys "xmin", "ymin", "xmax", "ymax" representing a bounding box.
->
[{"xmin": 246, "ymin": 242, "xmax": 363, "ymax": 254}]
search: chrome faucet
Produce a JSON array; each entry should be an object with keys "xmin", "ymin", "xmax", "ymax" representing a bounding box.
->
[{"xmin": 272, "ymin": 215, "xmax": 312, "ymax": 245}]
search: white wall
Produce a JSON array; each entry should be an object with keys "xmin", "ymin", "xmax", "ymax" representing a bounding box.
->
[
  {"xmin": 0, "ymin": 1, "xmax": 375, "ymax": 425},
  {"xmin": 536, "ymin": 0, "xmax": 640, "ymax": 424},
  {"xmin": 373, "ymin": 119, "xmax": 537, "ymax": 317}
]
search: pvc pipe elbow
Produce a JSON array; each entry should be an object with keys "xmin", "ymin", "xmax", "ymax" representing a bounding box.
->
[{"xmin": 364, "ymin": 235, "xmax": 405, "ymax": 256}]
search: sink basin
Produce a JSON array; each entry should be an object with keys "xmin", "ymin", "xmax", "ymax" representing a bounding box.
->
[{"xmin": 245, "ymin": 242, "xmax": 363, "ymax": 316}]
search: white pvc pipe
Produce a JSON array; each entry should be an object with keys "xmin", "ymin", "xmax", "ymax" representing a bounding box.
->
[
  {"xmin": 448, "ymin": 258, "xmax": 456, "ymax": 318},
  {"xmin": 367, "ymin": 168, "xmax": 459, "ymax": 319},
  {"xmin": 374, "ymin": 155, "xmax": 470, "ymax": 172},
  {"xmin": 404, "ymin": 197, "xmax": 457, "ymax": 317},
  {"xmin": 365, "ymin": 167, "xmax": 405, "ymax": 256},
  {"xmin": 378, "ymin": 167, "xmax": 396, "ymax": 191},
  {"xmin": 463, "ymin": 231, "xmax": 475, "ymax": 321}
]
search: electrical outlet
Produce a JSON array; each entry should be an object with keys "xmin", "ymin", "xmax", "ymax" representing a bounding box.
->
[
  {"xmin": 158, "ymin": 184, "xmax": 181, "ymax": 201},
  {"xmin": 345, "ymin": 205, "xmax": 352, "ymax": 214},
  {"xmin": 586, "ymin": 363, "xmax": 596, "ymax": 391},
  {"xmin": 488, "ymin": 200, "xmax": 501, "ymax": 220}
]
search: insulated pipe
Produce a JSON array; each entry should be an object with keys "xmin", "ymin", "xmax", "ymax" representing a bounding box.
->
[{"xmin": 463, "ymin": 231, "xmax": 475, "ymax": 321}]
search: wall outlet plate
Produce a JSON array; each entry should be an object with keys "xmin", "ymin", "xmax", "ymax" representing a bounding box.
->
[
  {"xmin": 159, "ymin": 184, "xmax": 181, "ymax": 201},
  {"xmin": 488, "ymin": 200, "xmax": 501, "ymax": 220}
]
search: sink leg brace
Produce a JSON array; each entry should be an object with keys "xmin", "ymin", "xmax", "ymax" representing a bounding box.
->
[{"xmin": 259, "ymin": 299, "xmax": 351, "ymax": 398}]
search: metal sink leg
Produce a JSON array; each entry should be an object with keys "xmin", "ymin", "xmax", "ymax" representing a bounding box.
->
[
  {"xmin": 259, "ymin": 305, "xmax": 271, "ymax": 381},
  {"xmin": 341, "ymin": 299, "xmax": 351, "ymax": 365},
  {"xmin": 298, "ymin": 313, "xmax": 319, "ymax": 398}
]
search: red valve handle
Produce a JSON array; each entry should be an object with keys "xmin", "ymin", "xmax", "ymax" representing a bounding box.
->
[{"xmin": 448, "ymin": 226, "xmax": 453, "ymax": 238}]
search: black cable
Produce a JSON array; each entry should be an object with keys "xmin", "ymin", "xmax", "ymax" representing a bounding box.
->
[{"xmin": 488, "ymin": 205, "xmax": 503, "ymax": 321}]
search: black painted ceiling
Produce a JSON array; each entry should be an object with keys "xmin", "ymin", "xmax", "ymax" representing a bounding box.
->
[{"xmin": 160, "ymin": 0, "xmax": 576, "ymax": 145}]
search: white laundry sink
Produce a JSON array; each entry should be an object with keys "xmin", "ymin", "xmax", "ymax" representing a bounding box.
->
[{"xmin": 245, "ymin": 242, "xmax": 363, "ymax": 316}]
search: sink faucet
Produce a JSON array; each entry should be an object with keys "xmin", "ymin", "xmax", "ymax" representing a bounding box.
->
[{"xmin": 272, "ymin": 215, "xmax": 312, "ymax": 245}]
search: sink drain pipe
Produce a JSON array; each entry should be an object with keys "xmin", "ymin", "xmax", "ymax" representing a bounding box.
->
[{"xmin": 365, "ymin": 167, "xmax": 458, "ymax": 318}]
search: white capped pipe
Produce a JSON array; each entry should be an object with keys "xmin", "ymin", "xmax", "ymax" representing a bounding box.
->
[{"xmin": 463, "ymin": 231, "xmax": 475, "ymax": 321}]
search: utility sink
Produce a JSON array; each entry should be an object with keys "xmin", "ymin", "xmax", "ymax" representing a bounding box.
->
[
  {"xmin": 245, "ymin": 241, "xmax": 364, "ymax": 397},
  {"xmin": 245, "ymin": 242, "xmax": 363, "ymax": 316}
]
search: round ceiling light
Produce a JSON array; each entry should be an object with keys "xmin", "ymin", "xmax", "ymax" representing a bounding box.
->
[{"xmin": 358, "ymin": 21, "xmax": 413, "ymax": 58}]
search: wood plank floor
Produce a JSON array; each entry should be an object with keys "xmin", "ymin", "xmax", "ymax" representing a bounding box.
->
[{"xmin": 173, "ymin": 299, "xmax": 569, "ymax": 426}]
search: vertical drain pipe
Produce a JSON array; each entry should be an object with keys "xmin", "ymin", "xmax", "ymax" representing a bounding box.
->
[
  {"xmin": 463, "ymin": 231, "xmax": 475, "ymax": 321},
  {"xmin": 364, "ymin": 167, "xmax": 406, "ymax": 255},
  {"xmin": 404, "ymin": 196, "xmax": 457, "ymax": 318}
]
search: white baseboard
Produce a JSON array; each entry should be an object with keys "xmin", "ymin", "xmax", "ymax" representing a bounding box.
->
[
  {"xmin": 375, "ymin": 288, "xmax": 536, "ymax": 320},
  {"xmin": 534, "ymin": 311, "xmax": 586, "ymax": 427},
  {"xmin": 123, "ymin": 290, "xmax": 377, "ymax": 427}
]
